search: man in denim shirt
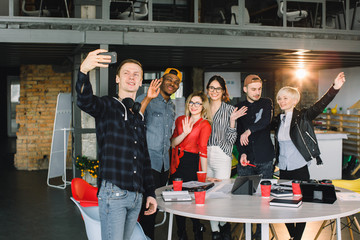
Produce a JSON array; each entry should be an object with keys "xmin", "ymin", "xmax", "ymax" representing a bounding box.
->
[{"xmin": 136, "ymin": 68, "xmax": 182, "ymax": 239}]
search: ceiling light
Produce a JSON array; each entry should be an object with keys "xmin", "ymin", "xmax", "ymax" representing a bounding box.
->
[{"xmin": 296, "ymin": 69, "xmax": 307, "ymax": 79}]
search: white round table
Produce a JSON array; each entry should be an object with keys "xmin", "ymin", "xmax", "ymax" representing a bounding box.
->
[{"xmin": 156, "ymin": 180, "xmax": 360, "ymax": 240}]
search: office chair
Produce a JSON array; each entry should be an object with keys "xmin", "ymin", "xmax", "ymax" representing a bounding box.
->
[
  {"xmin": 71, "ymin": 197, "xmax": 102, "ymax": 240},
  {"xmin": 22, "ymin": 0, "xmax": 70, "ymax": 17},
  {"xmin": 277, "ymin": 0, "xmax": 308, "ymax": 26},
  {"xmin": 117, "ymin": 0, "xmax": 148, "ymax": 20},
  {"xmin": 230, "ymin": 5, "xmax": 250, "ymax": 25},
  {"xmin": 22, "ymin": 0, "xmax": 50, "ymax": 17},
  {"xmin": 70, "ymin": 183, "xmax": 150, "ymax": 239},
  {"xmin": 314, "ymin": 178, "xmax": 360, "ymax": 240},
  {"xmin": 71, "ymin": 178, "xmax": 98, "ymax": 207}
]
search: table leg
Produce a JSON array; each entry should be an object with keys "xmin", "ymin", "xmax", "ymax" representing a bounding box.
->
[
  {"xmin": 168, "ymin": 213, "xmax": 173, "ymax": 240},
  {"xmin": 336, "ymin": 217, "xmax": 342, "ymax": 240},
  {"xmin": 245, "ymin": 223, "xmax": 251, "ymax": 240},
  {"xmin": 261, "ymin": 223, "xmax": 269, "ymax": 240}
]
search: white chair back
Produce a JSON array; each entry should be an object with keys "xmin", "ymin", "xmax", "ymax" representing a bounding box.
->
[
  {"xmin": 71, "ymin": 197, "xmax": 101, "ymax": 240},
  {"xmin": 277, "ymin": 0, "xmax": 308, "ymax": 22},
  {"xmin": 71, "ymin": 197, "xmax": 150, "ymax": 240},
  {"xmin": 230, "ymin": 6, "xmax": 250, "ymax": 24}
]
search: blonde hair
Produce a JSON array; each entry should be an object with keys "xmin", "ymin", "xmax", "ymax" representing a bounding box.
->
[
  {"xmin": 276, "ymin": 86, "xmax": 300, "ymax": 105},
  {"xmin": 185, "ymin": 91, "xmax": 212, "ymax": 123}
]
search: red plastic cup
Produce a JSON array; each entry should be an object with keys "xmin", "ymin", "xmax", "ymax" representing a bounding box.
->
[
  {"xmin": 292, "ymin": 180, "xmax": 302, "ymax": 196},
  {"xmin": 173, "ymin": 178, "xmax": 183, "ymax": 191},
  {"xmin": 194, "ymin": 190, "xmax": 206, "ymax": 205},
  {"xmin": 260, "ymin": 180, "xmax": 272, "ymax": 198},
  {"xmin": 320, "ymin": 179, "xmax": 332, "ymax": 185},
  {"xmin": 197, "ymin": 171, "xmax": 207, "ymax": 182}
]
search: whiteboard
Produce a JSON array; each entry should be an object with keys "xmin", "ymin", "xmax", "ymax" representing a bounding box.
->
[{"xmin": 47, "ymin": 93, "xmax": 72, "ymax": 189}]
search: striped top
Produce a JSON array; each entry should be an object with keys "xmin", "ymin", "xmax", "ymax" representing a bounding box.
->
[{"xmin": 208, "ymin": 102, "xmax": 237, "ymax": 157}]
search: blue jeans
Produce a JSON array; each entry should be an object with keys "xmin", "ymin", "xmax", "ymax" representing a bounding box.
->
[
  {"xmin": 237, "ymin": 161, "xmax": 273, "ymax": 179},
  {"xmin": 98, "ymin": 180, "xmax": 143, "ymax": 240}
]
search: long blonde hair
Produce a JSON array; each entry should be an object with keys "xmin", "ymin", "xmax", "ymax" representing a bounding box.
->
[{"xmin": 185, "ymin": 91, "xmax": 212, "ymax": 123}]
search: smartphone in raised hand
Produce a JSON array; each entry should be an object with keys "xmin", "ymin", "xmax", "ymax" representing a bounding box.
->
[{"xmin": 98, "ymin": 52, "xmax": 117, "ymax": 64}]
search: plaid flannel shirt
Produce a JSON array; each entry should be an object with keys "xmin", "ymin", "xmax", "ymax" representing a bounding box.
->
[{"xmin": 76, "ymin": 71, "xmax": 155, "ymax": 198}]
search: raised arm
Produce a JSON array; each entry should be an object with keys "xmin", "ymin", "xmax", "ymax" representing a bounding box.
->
[
  {"xmin": 76, "ymin": 49, "xmax": 112, "ymax": 118},
  {"xmin": 229, "ymin": 106, "xmax": 247, "ymax": 128},
  {"xmin": 305, "ymin": 72, "xmax": 346, "ymax": 120},
  {"xmin": 333, "ymin": 72, "xmax": 346, "ymax": 90},
  {"xmin": 227, "ymin": 106, "xmax": 247, "ymax": 145},
  {"xmin": 171, "ymin": 116, "xmax": 193, "ymax": 148},
  {"xmin": 80, "ymin": 49, "xmax": 111, "ymax": 75},
  {"xmin": 139, "ymin": 78, "xmax": 162, "ymax": 114}
]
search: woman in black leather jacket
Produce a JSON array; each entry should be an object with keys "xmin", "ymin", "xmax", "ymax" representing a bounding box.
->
[{"xmin": 272, "ymin": 72, "xmax": 346, "ymax": 240}]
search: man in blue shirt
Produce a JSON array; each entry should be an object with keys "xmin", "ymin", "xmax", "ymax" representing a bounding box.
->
[
  {"xmin": 136, "ymin": 68, "xmax": 182, "ymax": 239},
  {"xmin": 76, "ymin": 49, "xmax": 157, "ymax": 240}
]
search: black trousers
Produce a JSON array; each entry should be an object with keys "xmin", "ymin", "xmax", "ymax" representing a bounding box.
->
[
  {"xmin": 279, "ymin": 165, "xmax": 310, "ymax": 181},
  {"xmin": 175, "ymin": 215, "xmax": 202, "ymax": 237},
  {"xmin": 170, "ymin": 151, "xmax": 200, "ymax": 237},
  {"xmin": 139, "ymin": 168, "xmax": 169, "ymax": 240},
  {"xmin": 280, "ymin": 165, "xmax": 310, "ymax": 240}
]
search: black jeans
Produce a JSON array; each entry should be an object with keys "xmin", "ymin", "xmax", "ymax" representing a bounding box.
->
[
  {"xmin": 237, "ymin": 160, "xmax": 273, "ymax": 179},
  {"xmin": 280, "ymin": 165, "xmax": 310, "ymax": 240},
  {"xmin": 139, "ymin": 169, "xmax": 169, "ymax": 239},
  {"xmin": 170, "ymin": 151, "xmax": 200, "ymax": 238}
]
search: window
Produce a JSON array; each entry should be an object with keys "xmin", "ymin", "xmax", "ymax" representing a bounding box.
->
[{"xmin": 7, "ymin": 76, "xmax": 20, "ymax": 137}]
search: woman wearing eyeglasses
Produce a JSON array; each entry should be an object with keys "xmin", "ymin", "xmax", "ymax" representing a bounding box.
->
[
  {"xmin": 206, "ymin": 75, "xmax": 247, "ymax": 240},
  {"xmin": 170, "ymin": 91, "xmax": 212, "ymax": 240}
]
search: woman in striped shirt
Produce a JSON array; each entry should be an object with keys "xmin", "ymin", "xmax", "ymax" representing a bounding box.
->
[{"xmin": 206, "ymin": 75, "xmax": 247, "ymax": 240}]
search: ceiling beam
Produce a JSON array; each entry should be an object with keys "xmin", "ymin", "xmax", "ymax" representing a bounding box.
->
[{"xmin": 1, "ymin": 29, "xmax": 360, "ymax": 54}]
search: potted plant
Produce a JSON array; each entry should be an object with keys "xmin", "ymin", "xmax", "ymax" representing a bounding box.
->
[{"xmin": 75, "ymin": 155, "xmax": 99, "ymax": 186}]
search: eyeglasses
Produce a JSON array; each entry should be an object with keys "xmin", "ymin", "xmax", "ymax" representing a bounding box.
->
[
  {"xmin": 189, "ymin": 101, "xmax": 203, "ymax": 107},
  {"xmin": 208, "ymin": 86, "xmax": 223, "ymax": 93}
]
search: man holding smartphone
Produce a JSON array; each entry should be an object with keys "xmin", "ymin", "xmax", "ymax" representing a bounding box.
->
[
  {"xmin": 76, "ymin": 49, "xmax": 157, "ymax": 240},
  {"xmin": 136, "ymin": 68, "xmax": 182, "ymax": 239}
]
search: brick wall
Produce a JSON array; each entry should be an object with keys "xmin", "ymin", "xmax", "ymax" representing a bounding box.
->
[
  {"xmin": 274, "ymin": 69, "xmax": 319, "ymax": 116},
  {"xmin": 15, "ymin": 65, "xmax": 72, "ymax": 170}
]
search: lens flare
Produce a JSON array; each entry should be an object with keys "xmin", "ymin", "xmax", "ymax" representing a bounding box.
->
[{"xmin": 296, "ymin": 69, "xmax": 307, "ymax": 79}]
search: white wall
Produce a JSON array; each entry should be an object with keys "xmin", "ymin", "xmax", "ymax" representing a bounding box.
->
[{"xmin": 319, "ymin": 66, "xmax": 360, "ymax": 111}]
